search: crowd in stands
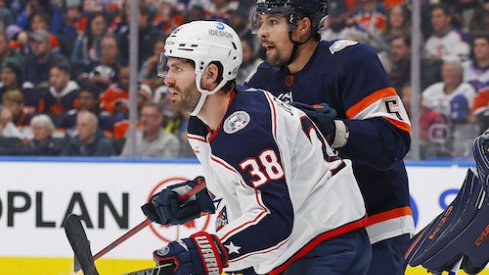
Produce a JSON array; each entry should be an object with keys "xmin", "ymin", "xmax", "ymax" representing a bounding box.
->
[{"xmin": 0, "ymin": 0, "xmax": 488, "ymax": 159}]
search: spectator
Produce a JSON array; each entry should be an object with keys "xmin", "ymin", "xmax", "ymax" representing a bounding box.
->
[
  {"xmin": 139, "ymin": 39, "xmax": 165, "ymax": 89},
  {"xmin": 39, "ymin": 63, "xmax": 80, "ymax": 117},
  {"xmin": 207, "ymin": 0, "xmax": 237, "ymax": 23},
  {"xmin": 99, "ymin": 65, "xmax": 129, "ymax": 113},
  {"xmin": 162, "ymin": 107, "xmax": 193, "ymax": 158},
  {"xmin": 320, "ymin": 0, "xmax": 351, "ymax": 41},
  {"xmin": 0, "ymin": 0, "xmax": 14, "ymax": 28},
  {"xmin": 422, "ymin": 58, "xmax": 478, "ymax": 157},
  {"xmin": 59, "ymin": 82, "xmax": 114, "ymax": 134},
  {"xmin": 351, "ymin": 0, "xmax": 387, "ymax": 35},
  {"xmin": 388, "ymin": 35, "xmax": 411, "ymax": 93},
  {"xmin": 381, "ymin": 4, "xmax": 411, "ymax": 46},
  {"xmin": 29, "ymin": 11, "xmax": 61, "ymax": 52},
  {"xmin": 425, "ymin": 4, "xmax": 470, "ymax": 61},
  {"xmin": 16, "ymin": 0, "xmax": 63, "ymax": 34},
  {"xmin": 24, "ymin": 114, "xmax": 63, "ymax": 156},
  {"xmin": 236, "ymin": 36, "xmax": 262, "ymax": 84},
  {"xmin": 119, "ymin": 3, "xmax": 161, "ymax": 68},
  {"xmin": 472, "ymin": 86, "xmax": 489, "ymax": 133},
  {"xmin": 6, "ymin": 25, "xmax": 30, "ymax": 56},
  {"xmin": 402, "ymin": 85, "xmax": 450, "ymax": 159},
  {"xmin": 62, "ymin": 110, "xmax": 115, "ymax": 156},
  {"xmin": 0, "ymin": 108, "xmax": 22, "ymax": 139},
  {"xmin": 0, "ymin": 32, "xmax": 23, "ymax": 67},
  {"xmin": 2, "ymin": 89, "xmax": 34, "ymax": 127},
  {"xmin": 0, "ymin": 62, "xmax": 22, "ymax": 105},
  {"xmin": 120, "ymin": 102, "xmax": 180, "ymax": 158},
  {"xmin": 468, "ymin": 0, "xmax": 489, "ymax": 37},
  {"xmin": 449, "ymin": 0, "xmax": 481, "ymax": 32},
  {"xmin": 60, "ymin": 0, "xmax": 85, "ymax": 38},
  {"xmin": 82, "ymin": 34, "xmax": 120, "ymax": 92},
  {"xmin": 136, "ymin": 83, "xmax": 154, "ymax": 114},
  {"xmin": 463, "ymin": 34, "xmax": 489, "ymax": 92},
  {"xmin": 22, "ymin": 29, "xmax": 69, "ymax": 90},
  {"xmin": 185, "ymin": 5, "xmax": 206, "ymax": 23},
  {"xmin": 423, "ymin": 59, "xmax": 476, "ymax": 120},
  {"xmin": 153, "ymin": 0, "xmax": 185, "ymax": 36},
  {"xmin": 227, "ymin": 3, "xmax": 254, "ymax": 43},
  {"xmin": 71, "ymin": 13, "xmax": 108, "ymax": 66}
]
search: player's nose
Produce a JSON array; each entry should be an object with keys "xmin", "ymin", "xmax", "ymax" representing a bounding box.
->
[{"xmin": 164, "ymin": 75, "xmax": 175, "ymax": 85}]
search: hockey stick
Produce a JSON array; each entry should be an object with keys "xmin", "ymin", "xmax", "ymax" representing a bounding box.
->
[{"xmin": 65, "ymin": 179, "xmax": 206, "ymax": 274}]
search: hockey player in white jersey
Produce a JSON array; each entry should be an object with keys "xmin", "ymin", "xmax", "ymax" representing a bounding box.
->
[{"xmin": 141, "ymin": 20, "xmax": 371, "ymax": 275}]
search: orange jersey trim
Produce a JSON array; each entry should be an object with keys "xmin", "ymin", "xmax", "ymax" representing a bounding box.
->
[
  {"xmin": 365, "ymin": 206, "xmax": 412, "ymax": 227},
  {"xmin": 383, "ymin": 116, "xmax": 412, "ymax": 132},
  {"xmin": 346, "ymin": 87, "xmax": 398, "ymax": 119},
  {"xmin": 346, "ymin": 87, "xmax": 410, "ymax": 132}
]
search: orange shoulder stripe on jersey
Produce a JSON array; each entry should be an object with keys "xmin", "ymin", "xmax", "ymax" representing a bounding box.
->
[
  {"xmin": 346, "ymin": 87, "xmax": 398, "ymax": 119},
  {"xmin": 383, "ymin": 116, "xmax": 412, "ymax": 132},
  {"xmin": 365, "ymin": 206, "xmax": 412, "ymax": 227}
]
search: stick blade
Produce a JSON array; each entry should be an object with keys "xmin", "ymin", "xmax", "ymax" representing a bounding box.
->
[
  {"xmin": 64, "ymin": 214, "xmax": 99, "ymax": 275},
  {"xmin": 122, "ymin": 263, "xmax": 175, "ymax": 275}
]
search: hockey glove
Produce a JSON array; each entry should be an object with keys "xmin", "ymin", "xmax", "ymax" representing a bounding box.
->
[
  {"xmin": 141, "ymin": 176, "xmax": 215, "ymax": 225},
  {"xmin": 291, "ymin": 102, "xmax": 338, "ymax": 142},
  {"xmin": 153, "ymin": 231, "xmax": 228, "ymax": 275}
]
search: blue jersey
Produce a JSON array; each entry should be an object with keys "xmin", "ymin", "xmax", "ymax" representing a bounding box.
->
[
  {"xmin": 247, "ymin": 40, "xmax": 413, "ymax": 244},
  {"xmin": 188, "ymin": 87, "xmax": 366, "ymax": 273}
]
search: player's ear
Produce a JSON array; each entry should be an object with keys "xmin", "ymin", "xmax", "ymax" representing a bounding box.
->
[
  {"xmin": 203, "ymin": 64, "xmax": 219, "ymax": 86},
  {"xmin": 294, "ymin": 17, "xmax": 312, "ymax": 42}
]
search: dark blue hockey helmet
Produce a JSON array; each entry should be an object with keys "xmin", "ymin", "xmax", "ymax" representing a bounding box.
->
[{"xmin": 252, "ymin": 0, "xmax": 328, "ymax": 34}]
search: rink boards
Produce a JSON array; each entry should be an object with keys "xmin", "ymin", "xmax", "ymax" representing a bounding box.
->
[{"xmin": 0, "ymin": 158, "xmax": 484, "ymax": 275}]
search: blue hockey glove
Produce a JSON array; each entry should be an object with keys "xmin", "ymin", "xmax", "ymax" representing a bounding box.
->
[
  {"xmin": 291, "ymin": 102, "xmax": 338, "ymax": 143},
  {"xmin": 153, "ymin": 231, "xmax": 228, "ymax": 275},
  {"xmin": 141, "ymin": 176, "xmax": 215, "ymax": 225}
]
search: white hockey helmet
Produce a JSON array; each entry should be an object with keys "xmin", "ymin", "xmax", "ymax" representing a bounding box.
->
[{"xmin": 158, "ymin": 21, "xmax": 242, "ymax": 116}]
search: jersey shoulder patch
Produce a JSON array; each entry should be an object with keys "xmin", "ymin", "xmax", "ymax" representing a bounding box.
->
[
  {"xmin": 329, "ymin": 40, "xmax": 358, "ymax": 54},
  {"xmin": 223, "ymin": 111, "xmax": 251, "ymax": 134}
]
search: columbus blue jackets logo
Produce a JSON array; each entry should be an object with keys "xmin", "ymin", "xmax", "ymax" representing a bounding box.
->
[{"xmin": 224, "ymin": 111, "xmax": 250, "ymax": 134}]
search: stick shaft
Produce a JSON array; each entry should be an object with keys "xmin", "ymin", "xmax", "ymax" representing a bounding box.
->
[{"xmin": 92, "ymin": 180, "xmax": 206, "ymax": 260}]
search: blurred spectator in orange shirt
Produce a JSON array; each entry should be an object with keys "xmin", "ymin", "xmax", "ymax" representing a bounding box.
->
[
  {"xmin": 99, "ymin": 65, "xmax": 129, "ymax": 113},
  {"xmin": 351, "ymin": 0, "xmax": 387, "ymax": 35}
]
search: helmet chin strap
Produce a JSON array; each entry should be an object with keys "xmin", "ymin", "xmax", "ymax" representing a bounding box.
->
[
  {"xmin": 282, "ymin": 23, "xmax": 315, "ymax": 69},
  {"xmin": 188, "ymin": 73, "xmax": 228, "ymax": 117},
  {"xmin": 189, "ymin": 92, "xmax": 207, "ymax": 117}
]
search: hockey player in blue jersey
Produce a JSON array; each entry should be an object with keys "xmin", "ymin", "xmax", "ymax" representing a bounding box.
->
[
  {"xmin": 246, "ymin": 0, "xmax": 412, "ymax": 274},
  {"xmin": 141, "ymin": 20, "xmax": 371, "ymax": 274}
]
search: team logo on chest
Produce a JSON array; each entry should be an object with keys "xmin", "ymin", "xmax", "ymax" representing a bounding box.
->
[{"xmin": 224, "ymin": 111, "xmax": 250, "ymax": 134}]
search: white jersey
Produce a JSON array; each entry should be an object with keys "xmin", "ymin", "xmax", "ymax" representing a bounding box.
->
[
  {"xmin": 463, "ymin": 60, "xmax": 489, "ymax": 91},
  {"xmin": 422, "ymin": 82, "xmax": 476, "ymax": 117},
  {"xmin": 425, "ymin": 29, "xmax": 470, "ymax": 61},
  {"xmin": 187, "ymin": 87, "xmax": 366, "ymax": 274}
]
